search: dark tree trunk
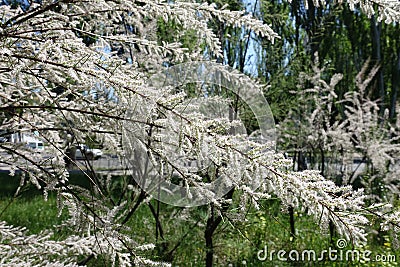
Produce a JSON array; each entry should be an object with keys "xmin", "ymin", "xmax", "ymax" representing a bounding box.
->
[
  {"xmin": 389, "ymin": 48, "xmax": 400, "ymax": 120},
  {"xmin": 65, "ymin": 146, "xmax": 76, "ymax": 169},
  {"xmin": 371, "ymin": 16, "xmax": 385, "ymax": 115},
  {"xmin": 205, "ymin": 214, "xmax": 215, "ymax": 267},
  {"xmin": 205, "ymin": 204, "xmax": 221, "ymax": 267},
  {"xmin": 306, "ymin": 0, "xmax": 320, "ymax": 61},
  {"xmin": 204, "ymin": 189, "xmax": 234, "ymax": 267}
]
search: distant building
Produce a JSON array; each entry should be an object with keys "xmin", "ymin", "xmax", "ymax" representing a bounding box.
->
[{"xmin": 3, "ymin": 131, "xmax": 44, "ymax": 151}]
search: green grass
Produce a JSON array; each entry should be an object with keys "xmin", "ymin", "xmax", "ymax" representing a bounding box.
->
[
  {"xmin": 0, "ymin": 175, "xmax": 399, "ymax": 266},
  {"xmin": 0, "ymin": 194, "xmax": 66, "ymax": 234}
]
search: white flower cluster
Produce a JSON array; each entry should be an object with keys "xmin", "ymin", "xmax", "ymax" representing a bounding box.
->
[
  {"xmin": 0, "ymin": 219, "xmax": 168, "ymax": 267},
  {"xmin": 288, "ymin": 0, "xmax": 400, "ymax": 23},
  {"xmin": 0, "ymin": 0, "xmax": 280, "ymax": 264},
  {"xmin": 1, "ymin": 0, "xmax": 400, "ymax": 265},
  {"xmin": 280, "ymin": 54, "xmax": 400, "ymax": 245}
]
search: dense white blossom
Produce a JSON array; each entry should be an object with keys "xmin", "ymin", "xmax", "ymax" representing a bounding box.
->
[
  {"xmin": 288, "ymin": 0, "xmax": 400, "ymax": 23},
  {"xmin": 280, "ymin": 54, "xmax": 400, "ymax": 246},
  {"xmin": 1, "ymin": 0, "xmax": 400, "ymax": 265}
]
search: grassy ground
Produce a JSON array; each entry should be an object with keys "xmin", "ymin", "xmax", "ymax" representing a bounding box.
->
[
  {"xmin": 0, "ymin": 173, "xmax": 398, "ymax": 266},
  {"xmin": 0, "ymin": 194, "xmax": 66, "ymax": 234}
]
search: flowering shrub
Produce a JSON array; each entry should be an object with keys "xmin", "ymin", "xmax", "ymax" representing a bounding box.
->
[{"xmin": 0, "ymin": 0, "xmax": 399, "ymax": 265}]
